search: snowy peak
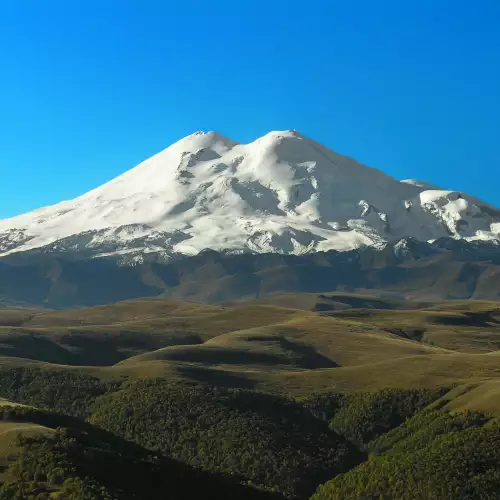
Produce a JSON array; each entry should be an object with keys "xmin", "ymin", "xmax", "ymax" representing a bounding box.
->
[
  {"xmin": 169, "ymin": 130, "xmax": 239, "ymax": 155},
  {"xmin": 0, "ymin": 130, "xmax": 499, "ymax": 262}
]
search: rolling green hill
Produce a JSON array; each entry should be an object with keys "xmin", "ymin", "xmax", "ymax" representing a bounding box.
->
[
  {"xmin": 1, "ymin": 297, "xmax": 500, "ymax": 397},
  {"xmin": 1, "ymin": 295, "xmax": 500, "ymax": 497}
]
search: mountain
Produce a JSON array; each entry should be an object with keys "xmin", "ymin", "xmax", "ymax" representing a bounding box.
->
[
  {"xmin": 1, "ymin": 237, "xmax": 500, "ymax": 308},
  {"xmin": 1, "ymin": 130, "xmax": 499, "ymax": 262}
]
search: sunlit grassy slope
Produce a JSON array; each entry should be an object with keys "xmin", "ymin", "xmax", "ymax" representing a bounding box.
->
[{"xmin": 2, "ymin": 294, "xmax": 500, "ymax": 415}]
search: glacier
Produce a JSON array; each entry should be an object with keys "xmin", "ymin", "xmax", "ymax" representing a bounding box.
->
[{"xmin": 0, "ymin": 130, "xmax": 499, "ymax": 262}]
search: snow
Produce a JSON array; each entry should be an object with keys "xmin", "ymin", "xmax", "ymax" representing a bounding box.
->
[
  {"xmin": 0, "ymin": 130, "xmax": 499, "ymax": 259},
  {"xmin": 418, "ymin": 190, "xmax": 491, "ymax": 238},
  {"xmin": 401, "ymin": 179, "xmax": 442, "ymax": 190},
  {"xmin": 393, "ymin": 238, "xmax": 413, "ymax": 258}
]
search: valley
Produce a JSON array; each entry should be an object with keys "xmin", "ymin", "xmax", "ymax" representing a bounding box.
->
[{"xmin": 0, "ymin": 294, "xmax": 500, "ymax": 497}]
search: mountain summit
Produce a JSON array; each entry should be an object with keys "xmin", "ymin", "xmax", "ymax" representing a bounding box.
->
[{"xmin": 1, "ymin": 130, "xmax": 499, "ymax": 262}]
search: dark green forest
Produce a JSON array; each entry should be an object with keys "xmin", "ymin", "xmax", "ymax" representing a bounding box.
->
[
  {"xmin": 0, "ymin": 366, "xmax": 499, "ymax": 499},
  {"xmin": 312, "ymin": 409, "xmax": 500, "ymax": 499},
  {"xmin": 88, "ymin": 380, "xmax": 361, "ymax": 498},
  {"xmin": 0, "ymin": 406, "xmax": 278, "ymax": 499}
]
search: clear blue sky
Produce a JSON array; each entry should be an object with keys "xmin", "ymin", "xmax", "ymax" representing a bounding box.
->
[{"xmin": 1, "ymin": 1, "xmax": 499, "ymax": 218}]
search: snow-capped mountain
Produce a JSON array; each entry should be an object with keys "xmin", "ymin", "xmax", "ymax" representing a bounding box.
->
[{"xmin": 1, "ymin": 130, "xmax": 499, "ymax": 263}]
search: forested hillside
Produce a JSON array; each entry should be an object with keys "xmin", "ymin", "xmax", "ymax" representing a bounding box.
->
[
  {"xmin": 0, "ymin": 297, "xmax": 500, "ymax": 498},
  {"xmin": 313, "ymin": 409, "xmax": 500, "ymax": 499},
  {"xmin": 0, "ymin": 364, "xmax": 497, "ymax": 499}
]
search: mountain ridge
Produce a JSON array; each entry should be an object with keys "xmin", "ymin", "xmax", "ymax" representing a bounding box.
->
[
  {"xmin": 1, "ymin": 130, "xmax": 499, "ymax": 262},
  {"xmin": 1, "ymin": 236, "xmax": 500, "ymax": 309}
]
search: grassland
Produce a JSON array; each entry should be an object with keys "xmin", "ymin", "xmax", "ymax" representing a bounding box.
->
[
  {"xmin": 2, "ymin": 294, "xmax": 500, "ymax": 498},
  {"xmin": 1, "ymin": 294, "xmax": 500, "ymax": 416}
]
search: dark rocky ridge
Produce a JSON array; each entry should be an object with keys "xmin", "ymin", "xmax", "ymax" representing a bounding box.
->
[{"xmin": 1, "ymin": 237, "xmax": 500, "ymax": 308}]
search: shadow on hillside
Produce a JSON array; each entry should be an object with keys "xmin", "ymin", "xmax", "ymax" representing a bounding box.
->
[
  {"xmin": 0, "ymin": 405, "xmax": 282, "ymax": 499},
  {"xmin": 178, "ymin": 366, "xmax": 258, "ymax": 389},
  {"xmin": 277, "ymin": 336, "xmax": 338, "ymax": 368},
  {"xmin": 431, "ymin": 311, "xmax": 500, "ymax": 327},
  {"xmin": 384, "ymin": 327, "xmax": 426, "ymax": 342}
]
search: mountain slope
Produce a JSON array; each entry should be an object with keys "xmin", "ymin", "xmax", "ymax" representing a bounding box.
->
[
  {"xmin": 1, "ymin": 237, "xmax": 500, "ymax": 308},
  {"xmin": 1, "ymin": 130, "xmax": 499, "ymax": 261}
]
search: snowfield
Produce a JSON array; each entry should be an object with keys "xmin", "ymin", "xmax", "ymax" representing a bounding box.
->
[{"xmin": 1, "ymin": 130, "xmax": 499, "ymax": 261}]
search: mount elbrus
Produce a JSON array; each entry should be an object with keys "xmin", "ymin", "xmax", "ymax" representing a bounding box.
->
[{"xmin": 1, "ymin": 130, "xmax": 499, "ymax": 263}]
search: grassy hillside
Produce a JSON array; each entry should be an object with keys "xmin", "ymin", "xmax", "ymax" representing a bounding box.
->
[
  {"xmin": 0, "ymin": 298, "xmax": 449, "ymax": 371},
  {"xmin": 324, "ymin": 300, "xmax": 500, "ymax": 353},
  {"xmin": 2, "ymin": 298, "xmax": 500, "ymax": 406},
  {"xmin": 0, "ymin": 301, "xmax": 308, "ymax": 366}
]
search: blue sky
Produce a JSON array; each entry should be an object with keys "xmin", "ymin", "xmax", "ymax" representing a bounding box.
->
[{"xmin": 0, "ymin": 0, "xmax": 499, "ymax": 218}]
